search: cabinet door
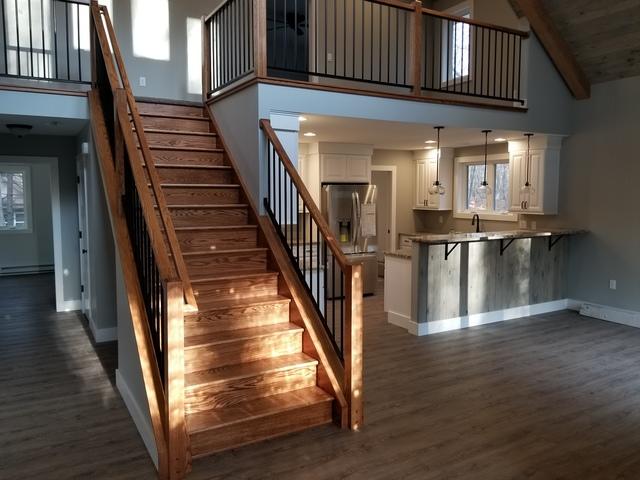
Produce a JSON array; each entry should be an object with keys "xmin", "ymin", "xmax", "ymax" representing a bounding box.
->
[
  {"xmin": 415, "ymin": 161, "xmax": 428, "ymax": 208},
  {"xmin": 524, "ymin": 151, "xmax": 543, "ymax": 212},
  {"xmin": 426, "ymin": 160, "xmax": 440, "ymax": 208},
  {"xmin": 346, "ymin": 155, "xmax": 371, "ymax": 183},
  {"xmin": 321, "ymin": 154, "xmax": 347, "ymax": 182},
  {"xmin": 509, "ymin": 152, "xmax": 525, "ymax": 211}
]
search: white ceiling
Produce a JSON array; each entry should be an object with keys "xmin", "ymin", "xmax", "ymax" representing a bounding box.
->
[
  {"xmin": 298, "ymin": 114, "xmax": 537, "ymax": 150},
  {"xmin": 0, "ymin": 114, "xmax": 87, "ymax": 137}
]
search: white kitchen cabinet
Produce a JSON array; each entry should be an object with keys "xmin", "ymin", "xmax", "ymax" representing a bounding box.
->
[
  {"xmin": 413, "ymin": 148, "xmax": 453, "ymax": 211},
  {"xmin": 300, "ymin": 143, "xmax": 374, "ymax": 190},
  {"xmin": 320, "ymin": 154, "xmax": 371, "ymax": 184},
  {"xmin": 508, "ymin": 136, "xmax": 561, "ymax": 215}
]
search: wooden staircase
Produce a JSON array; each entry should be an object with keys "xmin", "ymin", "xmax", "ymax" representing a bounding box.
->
[{"xmin": 135, "ymin": 101, "xmax": 334, "ymax": 459}]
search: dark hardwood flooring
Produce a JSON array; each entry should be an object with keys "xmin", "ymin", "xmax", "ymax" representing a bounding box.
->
[{"xmin": 3, "ymin": 275, "xmax": 640, "ymax": 479}]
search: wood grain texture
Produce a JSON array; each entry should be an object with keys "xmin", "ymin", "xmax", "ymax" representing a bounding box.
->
[
  {"xmin": 190, "ymin": 272, "xmax": 280, "ymax": 303},
  {"xmin": 182, "ymin": 249, "xmax": 268, "ymax": 277},
  {"xmin": 146, "ymin": 148, "xmax": 225, "ymax": 167},
  {"xmin": 137, "ymin": 114, "xmax": 211, "ymax": 133},
  {"xmin": 142, "ymin": 131, "xmax": 218, "ymax": 150},
  {"xmin": 159, "ymin": 185, "xmax": 241, "ymax": 205},
  {"xmin": 137, "ymin": 102, "xmax": 204, "ymax": 117},
  {"xmin": 151, "ymin": 165, "xmax": 234, "ymax": 185},
  {"xmin": 165, "ymin": 205, "xmax": 249, "ymax": 228},
  {"xmin": 174, "ymin": 225, "xmax": 258, "ymax": 252}
]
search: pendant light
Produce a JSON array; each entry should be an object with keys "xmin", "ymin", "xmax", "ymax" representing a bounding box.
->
[
  {"xmin": 520, "ymin": 133, "xmax": 535, "ymax": 198},
  {"xmin": 477, "ymin": 130, "xmax": 492, "ymax": 195},
  {"xmin": 428, "ymin": 126, "xmax": 446, "ymax": 195}
]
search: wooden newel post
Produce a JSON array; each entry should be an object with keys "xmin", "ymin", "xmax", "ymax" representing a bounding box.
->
[
  {"xmin": 410, "ymin": 0, "xmax": 423, "ymax": 96},
  {"xmin": 164, "ymin": 280, "xmax": 189, "ymax": 479},
  {"xmin": 201, "ymin": 16, "xmax": 211, "ymax": 103},
  {"xmin": 345, "ymin": 264, "xmax": 364, "ymax": 430},
  {"xmin": 253, "ymin": 0, "xmax": 267, "ymax": 77}
]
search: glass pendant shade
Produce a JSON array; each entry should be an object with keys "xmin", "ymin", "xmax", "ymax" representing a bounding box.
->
[
  {"xmin": 429, "ymin": 126, "xmax": 446, "ymax": 195},
  {"xmin": 478, "ymin": 180, "xmax": 492, "ymax": 195}
]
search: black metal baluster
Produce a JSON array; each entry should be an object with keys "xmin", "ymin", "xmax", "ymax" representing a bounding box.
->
[
  {"xmin": 28, "ymin": 0, "xmax": 34, "ymax": 76},
  {"xmin": 378, "ymin": 3, "xmax": 382, "ymax": 82},
  {"xmin": 352, "ymin": 0, "xmax": 355, "ymax": 77},
  {"xmin": 360, "ymin": 0, "xmax": 364, "ymax": 79},
  {"xmin": 1, "ymin": 1, "xmax": 8, "ymax": 74},
  {"xmin": 517, "ymin": 36, "xmax": 522, "ymax": 101},
  {"xmin": 283, "ymin": 0, "xmax": 288, "ymax": 71},
  {"xmin": 65, "ymin": 2, "xmax": 69, "ymax": 79},
  {"xmin": 13, "ymin": 0, "xmax": 20, "ymax": 75},
  {"xmin": 480, "ymin": 27, "xmax": 485, "ymax": 96},
  {"xmin": 445, "ymin": 19, "xmax": 450, "ymax": 91},
  {"xmin": 499, "ymin": 30, "xmax": 504, "ymax": 98},
  {"xmin": 323, "ymin": 0, "xmax": 327, "ymax": 74},
  {"xmin": 316, "ymin": 219, "xmax": 320, "ymax": 304},
  {"xmin": 473, "ymin": 24, "xmax": 478, "ymax": 95},
  {"xmin": 395, "ymin": 9, "xmax": 399, "ymax": 85},
  {"xmin": 369, "ymin": 2, "xmax": 373, "ymax": 80},
  {"xmin": 340, "ymin": 268, "xmax": 344, "ymax": 354},
  {"xmin": 492, "ymin": 29, "xmax": 497, "ymax": 98},
  {"xmin": 77, "ymin": 3, "xmax": 81, "ymax": 81},
  {"xmin": 303, "ymin": 203, "xmax": 306, "ymax": 276},
  {"xmin": 342, "ymin": 0, "xmax": 346, "ymax": 77},
  {"xmin": 332, "ymin": 254, "xmax": 335, "ymax": 333},
  {"xmin": 40, "ymin": 0, "xmax": 45, "ymax": 78},
  {"xmin": 323, "ymin": 240, "xmax": 327, "ymax": 319}
]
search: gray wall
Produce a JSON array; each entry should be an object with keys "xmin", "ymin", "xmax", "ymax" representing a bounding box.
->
[
  {"xmin": 108, "ymin": 0, "xmax": 222, "ymax": 102},
  {"xmin": 0, "ymin": 134, "xmax": 81, "ymax": 303},
  {"xmin": 0, "ymin": 159, "xmax": 54, "ymax": 274}
]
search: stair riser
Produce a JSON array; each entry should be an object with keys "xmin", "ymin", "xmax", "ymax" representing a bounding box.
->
[
  {"xmin": 137, "ymin": 103, "xmax": 204, "ymax": 118},
  {"xmin": 184, "ymin": 251, "xmax": 267, "ymax": 277},
  {"xmin": 167, "ymin": 207, "xmax": 248, "ymax": 228},
  {"xmin": 185, "ymin": 331, "xmax": 302, "ymax": 373},
  {"xmin": 189, "ymin": 400, "xmax": 332, "ymax": 457},
  {"xmin": 152, "ymin": 168, "xmax": 234, "ymax": 185},
  {"xmin": 161, "ymin": 186, "xmax": 240, "ymax": 205},
  {"xmin": 185, "ymin": 365, "xmax": 318, "ymax": 413},
  {"xmin": 175, "ymin": 228, "xmax": 257, "ymax": 253},
  {"xmin": 143, "ymin": 132, "xmax": 218, "ymax": 149},
  {"xmin": 149, "ymin": 149, "xmax": 225, "ymax": 167},
  {"xmin": 138, "ymin": 116, "xmax": 211, "ymax": 133},
  {"xmin": 192, "ymin": 275, "xmax": 279, "ymax": 302},
  {"xmin": 185, "ymin": 301, "xmax": 289, "ymax": 336}
]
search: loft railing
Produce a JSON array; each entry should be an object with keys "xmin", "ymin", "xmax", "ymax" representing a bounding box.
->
[
  {"xmin": 260, "ymin": 119, "xmax": 363, "ymax": 430},
  {"xmin": 204, "ymin": 0, "xmax": 528, "ymax": 106},
  {"xmin": 90, "ymin": 2, "xmax": 190, "ymax": 478},
  {"xmin": 0, "ymin": 0, "xmax": 92, "ymax": 83}
]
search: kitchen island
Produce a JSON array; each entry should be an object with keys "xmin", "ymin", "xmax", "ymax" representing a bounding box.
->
[{"xmin": 385, "ymin": 229, "xmax": 586, "ymax": 335}]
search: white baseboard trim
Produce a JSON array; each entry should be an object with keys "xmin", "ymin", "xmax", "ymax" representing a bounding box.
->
[
  {"xmin": 116, "ymin": 369, "xmax": 159, "ymax": 469},
  {"xmin": 387, "ymin": 311, "xmax": 410, "ymax": 330},
  {"xmin": 408, "ymin": 299, "xmax": 570, "ymax": 336},
  {"xmin": 572, "ymin": 300, "xmax": 640, "ymax": 329},
  {"xmin": 57, "ymin": 299, "xmax": 82, "ymax": 312}
]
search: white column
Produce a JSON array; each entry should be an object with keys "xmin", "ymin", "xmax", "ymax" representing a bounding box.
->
[{"xmin": 269, "ymin": 111, "xmax": 300, "ymax": 169}]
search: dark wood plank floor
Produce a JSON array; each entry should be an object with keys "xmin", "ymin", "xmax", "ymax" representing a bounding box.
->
[{"xmin": 3, "ymin": 275, "xmax": 640, "ymax": 479}]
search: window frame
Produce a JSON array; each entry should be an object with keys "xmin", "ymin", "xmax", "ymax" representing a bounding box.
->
[
  {"xmin": 453, "ymin": 154, "xmax": 518, "ymax": 222},
  {"xmin": 441, "ymin": 0, "xmax": 475, "ymax": 88},
  {"xmin": 0, "ymin": 164, "xmax": 33, "ymax": 234}
]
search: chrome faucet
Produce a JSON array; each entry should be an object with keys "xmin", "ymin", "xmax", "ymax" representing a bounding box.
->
[{"xmin": 471, "ymin": 214, "xmax": 481, "ymax": 233}]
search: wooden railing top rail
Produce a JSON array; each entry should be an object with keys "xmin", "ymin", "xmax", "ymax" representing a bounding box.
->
[
  {"xmin": 92, "ymin": 2, "xmax": 198, "ymax": 308},
  {"xmin": 259, "ymin": 119, "xmax": 351, "ymax": 271},
  {"xmin": 421, "ymin": 5, "xmax": 529, "ymax": 38}
]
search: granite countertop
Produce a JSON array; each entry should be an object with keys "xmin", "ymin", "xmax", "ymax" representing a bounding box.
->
[
  {"xmin": 385, "ymin": 248, "xmax": 413, "ymax": 259},
  {"xmin": 412, "ymin": 228, "xmax": 587, "ymax": 245}
]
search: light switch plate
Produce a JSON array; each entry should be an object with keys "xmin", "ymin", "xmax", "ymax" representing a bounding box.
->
[
  {"xmin": 139, "ymin": 76, "xmax": 146, "ymax": 87},
  {"xmin": 610, "ymin": 280, "xmax": 617, "ymax": 290}
]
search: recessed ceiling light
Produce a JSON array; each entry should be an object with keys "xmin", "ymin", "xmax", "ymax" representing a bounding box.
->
[
  {"xmin": 494, "ymin": 137, "xmax": 507, "ymax": 142},
  {"xmin": 303, "ymin": 132, "xmax": 316, "ymax": 137},
  {"xmin": 424, "ymin": 146, "xmax": 435, "ymax": 150},
  {"xmin": 425, "ymin": 140, "xmax": 437, "ymax": 144},
  {"xmin": 299, "ymin": 116, "xmax": 307, "ymax": 122}
]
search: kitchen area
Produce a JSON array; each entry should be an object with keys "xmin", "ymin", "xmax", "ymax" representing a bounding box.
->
[{"xmin": 296, "ymin": 115, "xmax": 586, "ymax": 336}]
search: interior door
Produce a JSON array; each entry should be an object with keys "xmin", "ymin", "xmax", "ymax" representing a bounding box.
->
[
  {"xmin": 76, "ymin": 154, "xmax": 91, "ymax": 316},
  {"xmin": 372, "ymin": 171, "xmax": 391, "ymax": 276}
]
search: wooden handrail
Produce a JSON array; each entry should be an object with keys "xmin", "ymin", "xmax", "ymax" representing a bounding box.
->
[
  {"xmin": 259, "ymin": 119, "xmax": 350, "ymax": 270},
  {"xmin": 421, "ymin": 6, "xmax": 529, "ymax": 38},
  {"xmin": 93, "ymin": 3, "xmax": 197, "ymax": 309}
]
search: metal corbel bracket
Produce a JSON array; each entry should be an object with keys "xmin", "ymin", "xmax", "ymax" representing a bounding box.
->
[
  {"xmin": 548, "ymin": 235, "xmax": 565, "ymax": 251},
  {"xmin": 500, "ymin": 238, "xmax": 515, "ymax": 256},
  {"xmin": 445, "ymin": 242, "xmax": 460, "ymax": 260}
]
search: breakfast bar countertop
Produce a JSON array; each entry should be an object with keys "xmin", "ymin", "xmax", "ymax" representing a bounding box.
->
[{"xmin": 411, "ymin": 228, "xmax": 587, "ymax": 246}]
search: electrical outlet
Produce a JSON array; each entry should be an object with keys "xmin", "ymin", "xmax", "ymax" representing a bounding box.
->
[
  {"xmin": 139, "ymin": 76, "xmax": 146, "ymax": 87},
  {"xmin": 610, "ymin": 280, "xmax": 617, "ymax": 290}
]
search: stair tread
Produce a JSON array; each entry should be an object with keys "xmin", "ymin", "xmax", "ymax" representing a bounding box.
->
[
  {"xmin": 181, "ymin": 247, "xmax": 268, "ymax": 256},
  {"xmin": 137, "ymin": 128, "xmax": 217, "ymax": 137},
  {"xmin": 185, "ymin": 323, "xmax": 303, "ymax": 349},
  {"xmin": 158, "ymin": 183, "xmax": 240, "ymax": 188},
  {"xmin": 190, "ymin": 270, "xmax": 277, "ymax": 283},
  {"xmin": 186, "ymin": 387, "xmax": 332, "ymax": 434},
  {"xmin": 185, "ymin": 353, "xmax": 318, "ymax": 388},
  {"xmin": 174, "ymin": 225, "xmax": 257, "ymax": 231},
  {"xmin": 188, "ymin": 294, "xmax": 289, "ymax": 313},
  {"xmin": 146, "ymin": 146, "xmax": 223, "ymax": 153},
  {"xmin": 147, "ymin": 164, "xmax": 232, "ymax": 170},
  {"xmin": 164, "ymin": 204, "xmax": 248, "ymax": 209},
  {"xmin": 138, "ymin": 112, "xmax": 209, "ymax": 121}
]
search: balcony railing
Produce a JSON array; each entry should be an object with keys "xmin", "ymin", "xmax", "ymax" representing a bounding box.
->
[
  {"xmin": 203, "ymin": 0, "xmax": 528, "ymax": 107},
  {"xmin": 0, "ymin": 0, "xmax": 92, "ymax": 84}
]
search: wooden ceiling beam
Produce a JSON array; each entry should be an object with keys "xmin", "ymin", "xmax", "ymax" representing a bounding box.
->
[{"xmin": 511, "ymin": 0, "xmax": 591, "ymax": 100}]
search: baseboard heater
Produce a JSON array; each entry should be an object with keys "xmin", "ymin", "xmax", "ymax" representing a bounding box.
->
[
  {"xmin": 579, "ymin": 303, "xmax": 640, "ymax": 329},
  {"xmin": 0, "ymin": 264, "xmax": 55, "ymax": 275}
]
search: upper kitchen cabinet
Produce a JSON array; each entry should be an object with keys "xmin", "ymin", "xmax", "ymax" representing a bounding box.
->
[
  {"xmin": 299, "ymin": 143, "xmax": 374, "ymax": 192},
  {"xmin": 508, "ymin": 136, "xmax": 563, "ymax": 215},
  {"xmin": 413, "ymin": 148, "xmax": 454, "ymax": 211}
]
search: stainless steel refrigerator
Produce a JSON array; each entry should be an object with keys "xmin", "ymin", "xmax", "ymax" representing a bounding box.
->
[{"xmin": 322, "ymin": 184, "xmax": 378, "ymax": 296}]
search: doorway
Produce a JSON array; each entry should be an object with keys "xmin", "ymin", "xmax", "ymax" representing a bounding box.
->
[
  {"xmin": 76, "ymin": 154, "xmax": 91, "ymax": 317},
  {"xmin": 371, "ymin": 166, "xmax": 396, "ymax": 277}
]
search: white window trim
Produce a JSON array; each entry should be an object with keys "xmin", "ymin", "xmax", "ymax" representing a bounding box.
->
[
  {"xmin": 0, "ymin": 164, "xmax": 33, "ymax": 234},
  {"xmin": 453, "ymin": 154, "xmax": 518, "ymax": 222},
  {"xmin": 441, "ymin": 0, "xmax": 475, "ymax": 88}
]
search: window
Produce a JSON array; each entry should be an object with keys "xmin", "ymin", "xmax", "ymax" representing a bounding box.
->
[
  {"xmin": 131, "ymin": 0, "xmax": 170, "ymax": 61},
  {"xmin": 0, "ymin": 165, "xmax": 31, "ymax": 232},
  {"xmin": 442, "ymin": 1, "xmax": 473, "ymax": 84},
  {"xmin": 454, "ymin": 155, "xmax": 516, "ymax": 221}
]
